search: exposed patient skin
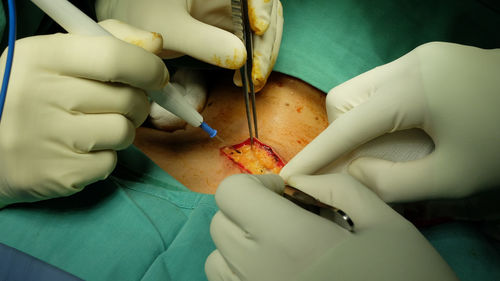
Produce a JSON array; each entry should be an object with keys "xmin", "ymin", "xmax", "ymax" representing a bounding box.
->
[{"xmin": 133, "ymin": 72, "xmax": 329, "ymax": 194}]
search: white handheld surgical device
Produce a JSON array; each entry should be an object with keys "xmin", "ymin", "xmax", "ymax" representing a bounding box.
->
[{"xmin": 31, "ymin": 0, "xmax": 218, "ymax": 138}]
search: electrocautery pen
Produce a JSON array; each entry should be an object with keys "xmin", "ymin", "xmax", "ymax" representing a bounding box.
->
[{"xmin": 31, "ymin": 0, "xmax": 218, "ymax": 138}]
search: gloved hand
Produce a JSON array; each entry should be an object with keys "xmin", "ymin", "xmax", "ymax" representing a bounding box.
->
[
  {"xmin": 95, "ymin": 0, "xmax": 283, "ymax": 91},
  {"xmin": 281, "ymin": 42, "xmax": 500, "ymax": 203},
  {"xmin": 149, "ymin": 68, "xmax": 207, "ymax": 131},
  {"xmin": 0, "ymin": 20, "xmax": 169, "ymax": 208},
  {"xmin": 205, "ymin": 173, "xmax": 457, "ymax": 281}
]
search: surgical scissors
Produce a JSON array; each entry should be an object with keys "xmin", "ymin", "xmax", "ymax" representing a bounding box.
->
[
  {"xmin": 231, "ymin": 0, "xmax": 259, "ymax": 145},
  {"xmin": 284, "ymin": 185, "xmax": 355, "ymax": 232}
]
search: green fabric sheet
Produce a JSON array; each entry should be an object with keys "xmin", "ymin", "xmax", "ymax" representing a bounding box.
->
[
  {"xmin": 0, "ymin": 1, "xmax": 500, "ymax": 280},
  {"xmin": 274, "ymin": 0, "xmax": 500, "ymax": 93},
  {"xmin": 0, "ymin": 146, "xmax": 218, "ymax": 281}
]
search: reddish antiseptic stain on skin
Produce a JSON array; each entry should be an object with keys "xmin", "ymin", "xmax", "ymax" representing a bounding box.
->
[{"xmin": 220, "ymin": 138, "xmax": 286, "ymax": 174}]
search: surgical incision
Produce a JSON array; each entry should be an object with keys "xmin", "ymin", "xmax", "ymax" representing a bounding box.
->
[{"xmin": 220, "ymin": 138, "xmax": 285, "ymax": 174}]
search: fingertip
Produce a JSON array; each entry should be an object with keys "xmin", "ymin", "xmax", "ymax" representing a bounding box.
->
[
  {"xmin": 286, "ymin": 174, "xmax": 320, "ymax": 197},
  {"xmin": 139, "ymin": 59, "xmax": 169, "ymax": 90},
  {"xmin": 134, "ymin": 91, "xmax": 151, "ymax": 128},
  {"xmin": 69, "ymin": 150, "xmax": 117, "ymax": 191},
  {"xmin": 348, "ymin": 157, "xmax": 389, "ymax": 197},
  {"xmin": 347, "ymin": 157, "xmax": 370, "ymax": 184},
  {"xmin": 251, "ymin": 53, "xmax": 270, "ymax": 91},
  {"xmin": 183, "ymin": 20, "xmax": 247, "ymax": 69},
  {"xmin": 278, "ymin": 166, "xmax": 292, "ymax": 182},
  {"xmin": 205, "ymin": 250, "xmax": 237, "ymax": 281},
  {"xmin": 98, "ymin": 19, "xmax": 164, "ymax": 55},
  {"xmin": 215, "ymin": 174, "xmax": 250, "ymax": 205},
  {"xmin": 217, "ymin": 174, "xmax": 283, "ymax": 200},
  {"xmin": 253, "ymin": 174, "xmax": 285, "ymax": 194},
  {"xmin": 250, "ymin": 0, "xmax": 282, "ymax": 92},
  {"xmin": 108, "ymin": 117, "xmax": 136, "ymax": 151},
  {"xmin": 233, "ymin": 70, "xmax": 243, "ymax": 87},
  {"xmin": 250, "ymin": 18, "xmax": 269, "ymax": 36},
  {"xmin": 98, "ymin": 150, "xmax": 118, "ymax": 178},
  {"xmin": 205, "ymin": 251, "xmax": 223, "ymax": 281},
  {"xmin": 214, "ymin": 39, "xmax": 246, "ymax": 69},
  {"xmin": 248, "ymin": 0, "xmax": 272, "ymax": 35},
  {"xmin": 149, "ymin": 32, "xmax": 164, "ymax": 56},
  {"xmin": 326, "ymin": 86, "xmax": 353, "ymax": 122},
  {"xmin": 348, "ymin": 156, "xmax": 440, "ymax": 203},
  {"xmin": 160, "ymin": 65, "xmax": 170, "ymax": 89}
]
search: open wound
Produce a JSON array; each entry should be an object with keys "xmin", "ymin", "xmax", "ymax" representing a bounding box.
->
[{"xmin": 220, "ymin": 138, "xmax": 285, "ymax": 174}]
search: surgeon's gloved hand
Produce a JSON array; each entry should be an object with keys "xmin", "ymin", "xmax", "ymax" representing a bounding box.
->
[
  {"xmin": 281, "ymin": 42, "xmax": 500, "ymax": 203},
  {"xmin": 0, "ymin": 20, "xmax": 169, "ymax": 208},
  {"xmin": 95, "ymin": 0, "xmax": 283, "ymax": 91},
  {"xmin": 205, "ymin": 173, "xmax": 457, "ymax": 281}
]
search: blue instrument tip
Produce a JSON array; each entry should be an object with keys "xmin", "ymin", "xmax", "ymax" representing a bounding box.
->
[{"xmin": 200, "ymin": 122, "xmax": 217, "ymax": 138}]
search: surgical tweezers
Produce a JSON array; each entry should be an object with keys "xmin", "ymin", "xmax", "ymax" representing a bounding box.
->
[{"xmin": 231, "ymin": 0, "xmax": 259, "ymax": 145}]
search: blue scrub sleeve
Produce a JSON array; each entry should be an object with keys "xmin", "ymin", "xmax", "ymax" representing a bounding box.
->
[{"xmin": 0, "ymin": 243, "xmax": 83, "ymax": 281}]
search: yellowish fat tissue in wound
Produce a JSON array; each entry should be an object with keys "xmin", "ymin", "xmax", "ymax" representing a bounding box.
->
[{"xmin": 221, "ymin": 138, "xmax": 285, "ymax": 174}]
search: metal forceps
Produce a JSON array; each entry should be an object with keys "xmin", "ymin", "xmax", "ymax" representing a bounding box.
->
[{"xmin": 231, "ymin": 0, "xmax": 259, "ymax": 145}]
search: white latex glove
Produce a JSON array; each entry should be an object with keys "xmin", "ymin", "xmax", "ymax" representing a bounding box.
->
[
  {"xmin": 0, "ymin": 20, "xmax": 169, "ymax": 208},
  {"xmin": 281, "ymin": 42, "xmax": 500, "ymax": 203},
  {"xmin": 205, "ymin": 173, "xmax": 457, "ymax": 281},
  {"xmin": 95, "ymin": 0, "xmax": 283, "ymax": 91},
  {"xmin": 149, "ymin": 68, "xmax": 207, "ymax": 131}
]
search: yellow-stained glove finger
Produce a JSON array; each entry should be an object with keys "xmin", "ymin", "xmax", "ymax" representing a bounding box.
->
[
  {"xmin": 98, "ymin": 19, "xmax": 163, "ymax": 55},
  {"xmin": 251, "ymin": 0, "xmax": 283, "ymax": 91},
  {"xmin": 233, "ymin": 0, "xmax": 283, "ymax": 91},
  {"xmin": 97, "ymin": 0, "xmax": 247, "ymax": 67},
  {"xmin": 248, "ymin": 0, "xmax": 274, "ymax": 35},
  {"xmin": 172, "ymin": 17, "xmax": 247, "ymax": 69},
  {"xmin": 118, "ymin": 2, "xmax": 247, "ymax": 68}
]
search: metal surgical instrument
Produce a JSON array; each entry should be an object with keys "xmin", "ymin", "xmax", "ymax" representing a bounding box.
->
[
  {"xmin": 283, "ymin": 185, "xmax": 355, "ymax": 232},
  {"xmin": 231, "ymin": 0, "xmax": 259, "ymax": 145}
]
